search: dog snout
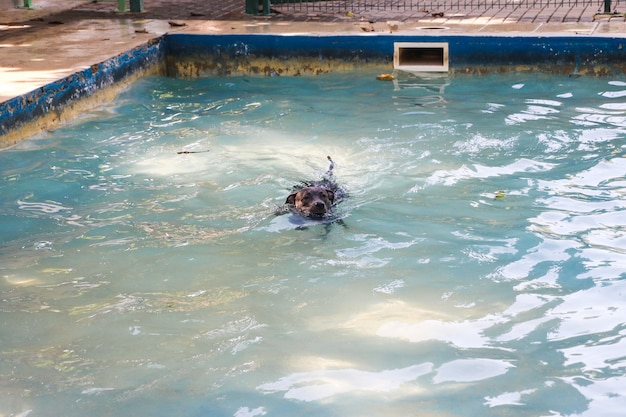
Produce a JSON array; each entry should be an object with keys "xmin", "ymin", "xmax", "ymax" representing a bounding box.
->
[{"xmin": 310, "ymin": 201, "xmax": 328, "ymax": 214}]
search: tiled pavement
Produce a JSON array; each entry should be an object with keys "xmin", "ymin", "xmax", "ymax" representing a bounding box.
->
[
  {"xmin": 1, "ymin": 0, "xmax": 625, "ymax": 104},
  {"xmin": 0, "ymin": 0, "xmax": 618, "ymax": 26}
]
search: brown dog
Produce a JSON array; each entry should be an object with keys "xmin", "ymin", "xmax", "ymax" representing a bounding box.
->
[
  {"xmin": 285, "ymin": 186, "xmax": 335, "ymax": 217},
  {"xmin": 283, "ymin": 156, "xmax": 343, "ymax": 219}
]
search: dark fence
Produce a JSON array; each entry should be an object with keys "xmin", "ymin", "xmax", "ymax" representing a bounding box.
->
[{"xmin": 267, "ymin": 0, "xmax": 615, "ymax": 12}]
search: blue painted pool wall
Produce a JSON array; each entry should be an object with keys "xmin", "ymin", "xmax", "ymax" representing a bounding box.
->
[
  {"xmin": 0, "ymin": 37, "xmax": 165, "ymax": 139},
  {"xmin": 165, "ymin": 33, "xmax": 626, "ymax": 70},
  {"xmin": 4, "ymin": 32, "xmax": 626, "ymax": 145}
]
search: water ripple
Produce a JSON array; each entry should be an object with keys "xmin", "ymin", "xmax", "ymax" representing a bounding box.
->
[{"xmin": 17, "ymin": 199, "xmax": 71, "ymax": 214}]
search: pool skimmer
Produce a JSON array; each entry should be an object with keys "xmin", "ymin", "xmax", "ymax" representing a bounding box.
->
[{"xmin": 393, "ymin": 42, "xmax": 449, "ymax": 73}]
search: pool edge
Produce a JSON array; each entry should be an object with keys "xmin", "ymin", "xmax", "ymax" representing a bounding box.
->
[
  {"xmin": 0, "ymin": 37, "xmax": 166, "ymax": 149},
  {"xmin": 3, "ymin": 32, "xmax": 626, "ymax": 148}
]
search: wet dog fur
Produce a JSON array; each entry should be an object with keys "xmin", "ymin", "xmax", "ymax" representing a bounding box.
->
[
  {"xmin": 285, "ymin": 185, "xmax": 335, "ymax": 217},
  {"xmin": 284, "ymin": 156, "xmax": 344, "ymax": 219}
]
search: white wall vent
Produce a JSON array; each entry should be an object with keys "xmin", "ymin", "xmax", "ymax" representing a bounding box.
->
[{"xmin": 394, "ymin": 42, "xmax": 449, "ymax": 73}]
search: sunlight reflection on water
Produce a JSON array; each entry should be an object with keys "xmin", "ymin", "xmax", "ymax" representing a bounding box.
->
[{"xmin": 1, "ymin": 72, "xmax": 626, "ymax": 417}]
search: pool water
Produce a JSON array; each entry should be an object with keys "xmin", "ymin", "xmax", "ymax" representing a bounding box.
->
[{"xmin": 2, "ymin": 71, "xmax": 626, "ymax": 417}]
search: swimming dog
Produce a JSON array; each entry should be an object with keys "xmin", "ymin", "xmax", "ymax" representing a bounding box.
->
[
  {"xmin": 284, "ymin": 156, "xmax": 343, "ymax": 219},
  {"xmin": 285, "ymin": 185, "xmax": 335, "ymax": 217}
]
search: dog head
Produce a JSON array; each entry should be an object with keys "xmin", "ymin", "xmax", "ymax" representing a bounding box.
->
[{"xmin": 285, "ymin": 186, "xmax": 335, "ymax": 217}]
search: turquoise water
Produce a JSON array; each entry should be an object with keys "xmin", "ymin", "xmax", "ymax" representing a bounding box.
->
[{"xmin": 2, "ymin": 71, "xmax": 626, "ymax": 417}]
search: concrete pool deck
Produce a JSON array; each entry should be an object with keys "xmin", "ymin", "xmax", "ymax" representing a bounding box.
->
[{"xmin": 1, "ymin": 0, "xmax": 626, "ymax": 104}]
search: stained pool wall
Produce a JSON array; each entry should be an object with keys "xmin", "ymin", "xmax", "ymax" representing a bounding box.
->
[
  {"xmin": 164, "ymin": 34, "xmax": 626, "ymax": 77},
  {"xmin": 3, "ymin": 33, "xmax": 626, "ymax": 147},
  {"xmin": 0, "ymin": 38, "xmax": 165, "ymax": 148}
]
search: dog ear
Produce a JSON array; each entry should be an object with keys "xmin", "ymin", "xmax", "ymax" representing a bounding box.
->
[
  {"xmin": 326, "ymin": 189, "xmax": 335, "ymax": 203},
  {"xmin": 285, "ymin": 193, "xmax": 297, "ymax": 205}
]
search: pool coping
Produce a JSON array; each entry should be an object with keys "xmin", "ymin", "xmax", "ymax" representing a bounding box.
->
[
  {"xmin": 0, "ymin": 37, "xmax": 165, "ymax": 148},
  {"xmin": 2, "ymin": 28, "xmax": 626, "ymax": 147}
]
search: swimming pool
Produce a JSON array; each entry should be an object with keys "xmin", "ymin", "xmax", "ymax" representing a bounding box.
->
[
  {"xmin": 4, "ymin": 33, "xmax": 626, "ymax": 148},
  {"xmin": 2, "ymin": 69, "xmax": 626, "ymax": 416}
]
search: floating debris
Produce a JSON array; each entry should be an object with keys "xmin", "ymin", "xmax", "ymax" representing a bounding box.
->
[
  {"xmin": 376, "ymin": 73, "xmax": 396, "ymax": 81},
  {"xmin": 177, "ymin": 150, "xmax": 210, "ymax": 154}
]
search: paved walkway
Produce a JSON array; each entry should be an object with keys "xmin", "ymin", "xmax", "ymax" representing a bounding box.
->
[
  {"xmin": 0, "ymin": 0, "xmax": 618, "ymax": 24},
  {"xmin": 1, "ymin": 0, "xmax": 625, "ymax": 103}
]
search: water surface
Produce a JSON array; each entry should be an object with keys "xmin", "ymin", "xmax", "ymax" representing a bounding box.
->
[{"xmin": 1, "ymin": 72, "xmax": 626, "ymax": 417}]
